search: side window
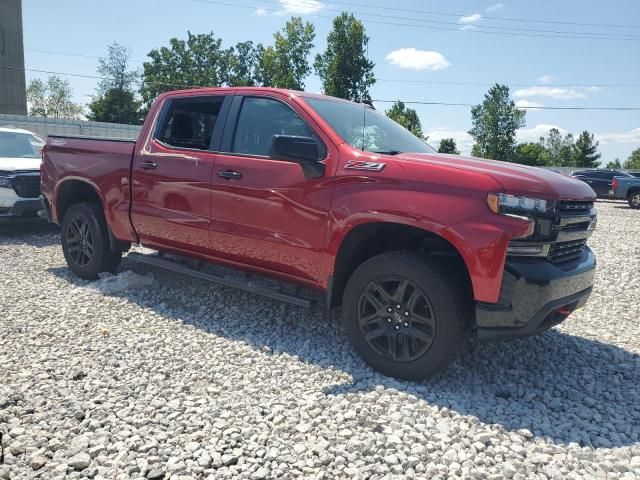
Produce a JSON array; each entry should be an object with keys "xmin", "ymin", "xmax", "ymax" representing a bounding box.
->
[
  {"xmin": 156, "ymin": 96, "xmax": 225, "ymax": 150},
  {"xmin": 232, "ymin": 97, "xmax": 316, "ymax": 156}
]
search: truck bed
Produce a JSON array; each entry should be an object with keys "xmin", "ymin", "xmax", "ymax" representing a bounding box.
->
[{"xmin": 41, "ymin": 135, "xmax": 137, "ymax": 242}]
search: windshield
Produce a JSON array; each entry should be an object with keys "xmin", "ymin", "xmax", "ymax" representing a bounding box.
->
[
  {"xmin": 304, "ymin": 97, "xmax": 435, "ymax": 155},
  {"xmin": 0, "ymin": 131, "xmax": 44, "ymax": 159}
]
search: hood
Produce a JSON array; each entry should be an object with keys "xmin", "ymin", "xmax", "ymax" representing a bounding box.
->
[
  {"xmin": 0, "ymin": 156, "xmax": 41, "ymax": 173},
  {"xmin": 393, "ymin": 152, "xmax": 595, "ymax": 200}
]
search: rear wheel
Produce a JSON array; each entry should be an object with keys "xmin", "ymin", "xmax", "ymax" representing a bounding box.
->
[
  {"xmin": 61, "ymin": 203, "xmax": 121, "ymax": 280},
  {"xmin": 342, "ymin": 251, "xmax": 470, "ymax": 380},
  {"xmin": 628, "ymin": 191, "xmax": 640, "ymax": 209}
]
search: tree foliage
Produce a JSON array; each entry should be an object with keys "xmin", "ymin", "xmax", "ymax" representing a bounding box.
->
[
  {"xmin": 624, "ymin": 147, "xmax": 640, "ymax": 169},
  {"xmin": 437, "ymin": 138, "xmax": 460, "ymax": 154},
  {"xmin": 140, "ymin": 32, "xmax": 232, "ymax": 106},
  {"xmin": 469, "ymin": 84, "xmax": 525, "ymax": 161},
  {"xmin": 542, "ymin": 128, "xmax": 575, "ymax": 167},
  {"xmin": 258, "ymin": 17, "xmax": 315, "ymax": 90},
  {"xmin": 26, "ymin": 76, "xmax": 84, "ymax": 119},
  {"xmin": 605, "ymin": 158, "xmax": 622, "ymax": 169},
  {"xmin": 88, "ymin": 42, "xmax": 142, "ymax": 124},
  {"xmin": 514, "ymin": 142, "xmax": 548, "ymax": 166},
  {"xmin": 228, "ymin": 41, "xmax": 261, "ymax": 87},
  {"xmin": 385, "ymin": 101, "xmax": 423, "ymax": 138},
  {"xmin": 573, "ymin": 130, "xmax": 601, "ymax": 168},
  {"xmin": 314, "ymin": 13, "xmax": 376, "ymax": 102}
]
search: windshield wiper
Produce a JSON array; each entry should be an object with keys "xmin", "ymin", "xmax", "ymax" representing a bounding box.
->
[{"xmin": 371, "ymin": 150, "xmax": 403, "ymax": 155}]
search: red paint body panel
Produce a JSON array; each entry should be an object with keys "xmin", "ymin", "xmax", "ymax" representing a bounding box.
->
[{"xmin": 41, "ymin": 87, "xmax": 596, "ymax": 304}]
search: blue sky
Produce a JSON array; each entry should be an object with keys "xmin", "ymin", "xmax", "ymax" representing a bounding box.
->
[{"xmin": 22, "ymin": 0, "xmax": 640, "ymax": 162}]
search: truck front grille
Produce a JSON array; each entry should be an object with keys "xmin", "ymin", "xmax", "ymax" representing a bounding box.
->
[
  {"xmin": 12, "ymin": 175, "xmax": 41, "ymax": 199},
  {"xmin": 547, "ymin": 239, "xmax": 587, "ymax": 264},
  {"xmin": 557, "ymin": 200, "xmax": 594, "ymax": 214}
]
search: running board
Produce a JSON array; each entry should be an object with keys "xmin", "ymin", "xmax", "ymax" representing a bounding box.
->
[{"xmin": 126, "ymin": 252, "xmax": 314, "ymax": 308}]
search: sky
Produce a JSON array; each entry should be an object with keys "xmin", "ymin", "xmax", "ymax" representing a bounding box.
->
[{"xmin": 22, "ymin": 0, "xmax": 640, "ymax": 162}]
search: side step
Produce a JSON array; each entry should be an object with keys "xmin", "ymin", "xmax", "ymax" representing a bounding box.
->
[{"xmin": 126, "ymin": 252, "xmax": 314, "ymax": 308}]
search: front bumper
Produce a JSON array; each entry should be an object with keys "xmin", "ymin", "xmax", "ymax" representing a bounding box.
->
[
  {"xmin": 0, "ymin": 197, "xmax": 44, "ymax": 220},
  {"xmin": 475, "ymin": 247, "xmax": 596, "ymax": 340}
]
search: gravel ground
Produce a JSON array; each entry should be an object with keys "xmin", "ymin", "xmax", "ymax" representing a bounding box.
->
[{"xmin": 0, "ymin": 201, "xmax": 639, "ymax": 480}]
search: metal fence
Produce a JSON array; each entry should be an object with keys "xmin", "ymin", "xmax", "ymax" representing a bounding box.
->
[{"xmin": 0, "ymin": 114, "xmax": 141, "ymax": 140}]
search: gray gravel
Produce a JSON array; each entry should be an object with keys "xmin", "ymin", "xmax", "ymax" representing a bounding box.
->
[{"xmin": 1, "ymin": 201, "xmax": 639, "ymax": 479}]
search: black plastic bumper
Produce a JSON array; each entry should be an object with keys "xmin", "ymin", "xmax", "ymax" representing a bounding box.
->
[
  {"xmin": 475, "ymin": 248, "xmax": 596, "ymax": 340},
  {"xmin": 0, "ymin": 198, "xmax": 44, "ymax": 220}
]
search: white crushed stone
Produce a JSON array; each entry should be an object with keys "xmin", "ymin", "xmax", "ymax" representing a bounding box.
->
[{"xmin": 0, "ymin": 201, "xmax": 639, "ymax": 479}]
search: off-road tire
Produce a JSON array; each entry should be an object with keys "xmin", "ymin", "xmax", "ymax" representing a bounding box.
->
[
  {"xmin": 342, "ymin": 251, "xmax": 470, "ymax": 380},
  {"xmin": 61, "ymin": 203, "xmax": 122, "ymax": 280}
]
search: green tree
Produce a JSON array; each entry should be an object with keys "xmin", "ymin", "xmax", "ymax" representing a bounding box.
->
[
  {"xmin": 257, "ymin": 17, "xmax": 315, "ymax": 90},
  {"xmin": 88, "ymin": 42, "xmax": 142, "ymax": 124},
  {"xmin": 514, "ymin": 142, "xmax": 548, "ymax": 166},
  {"xmin": 385, "ymin": 101, "xmax": 423, "ymax": 138},
  {"xmin": 605, "ymin": 158, "xmax": 622, "ymax": 169},
  {"xmin": 469, "ymin": 84, "xmax": 525, "ymax": 161},
  {"xmin": 228, "ymin": 41, "xmax": 261, "ymax": 87},
  {"xmin": 314, "ymin": 12, "xmax": 376, "ymax": 102},
  {"xmin": 437, "ymin": 138, "xmax": 460, "ymax": 154},
  {"xmin": 624, "ymin": 147, "xmax": 640, "ymax": 169},
  {"xmin": 140, "ymin": 32, "xmax": 232, "ymax": 106},
  {"xmin": 573, "ymin": 130, "xmax": 601, "ymax": 168},
  {"xmin": 543, "ymin": 128, "xmax": 575, "ymax": 166},
  {"xmin": 87, "ymin": 89, "xmax": 143, "ymax": 125},
  {"xmin": 26, "ymin": 76, "xmax": 84, "ymax": 118}
]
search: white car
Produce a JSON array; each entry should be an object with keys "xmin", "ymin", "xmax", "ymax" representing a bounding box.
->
[{"xmin": 0, "ymin": 127, "xmax": 45, "ymax": 221}]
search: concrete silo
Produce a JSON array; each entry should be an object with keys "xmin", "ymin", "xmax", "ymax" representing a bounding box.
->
[{"xmin": 0, "ymin": 0, "xmax": 27, "ymax": 115}]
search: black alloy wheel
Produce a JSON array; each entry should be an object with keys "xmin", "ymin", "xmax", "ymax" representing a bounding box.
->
[{"xmin": 65, "ymin": 217, "xmax": 94, "ymax": 268}]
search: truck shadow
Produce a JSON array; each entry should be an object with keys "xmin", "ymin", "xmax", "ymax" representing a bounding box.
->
[
  {"xmin": 0, "ymin": 221, "xmax": 59, "ymax": 247},
  {"xmin": 47, "ymin": 261, "xmax": 640, "ymax": 449}
]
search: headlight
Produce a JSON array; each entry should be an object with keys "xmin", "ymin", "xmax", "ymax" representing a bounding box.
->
[
  {"xmin": 0, "ymin": 176, "xmax": 12, "ymax": 188},
  {"xmin": 486, "ymin": 193, "xmax": 548, "ymax": 215}
]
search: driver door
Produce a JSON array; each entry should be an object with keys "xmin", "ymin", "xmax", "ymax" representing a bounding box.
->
[{"xmin": 208, "ymin": 94, "xmax": 334, "ymax": 283}]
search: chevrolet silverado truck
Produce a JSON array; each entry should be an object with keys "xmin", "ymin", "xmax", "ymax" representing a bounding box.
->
[
  {"xmin": 0, "ymin": 127, "xmax": 45, "ymax": 220},
  {"xmin": 611, "ymin": 175, "xmax": 640, "ymax": 209},
  {"xmin": 41, "ymin": 87, "xmax": 597, "ymax": 380}
]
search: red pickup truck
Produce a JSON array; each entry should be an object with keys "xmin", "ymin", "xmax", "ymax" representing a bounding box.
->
[{"xmin": 41, "ymin": 87, "xmax": 597, "ymax": 380}]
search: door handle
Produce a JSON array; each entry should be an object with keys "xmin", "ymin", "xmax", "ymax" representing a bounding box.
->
[
  {"xmin": 218, "ymin": 170, "xmax": 242, "ymax": 180},
  {"xmin": 140, "ymin": 160, "xmax": 158, "ymax": 170}
]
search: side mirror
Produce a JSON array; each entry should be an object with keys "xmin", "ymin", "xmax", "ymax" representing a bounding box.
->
[{"xmin": 269, "ymin": 135, "xmax": 321, "ymax": 165}]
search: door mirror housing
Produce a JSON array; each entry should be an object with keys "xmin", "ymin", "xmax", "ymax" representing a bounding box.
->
[{"xmin": 269, "ymin": 135, "xmax": 321, "ymax": 165}]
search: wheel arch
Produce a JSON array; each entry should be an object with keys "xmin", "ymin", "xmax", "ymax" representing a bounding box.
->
[{"xmin": 327, "ymin": 220, "xmax": 473, "ymax": 310}]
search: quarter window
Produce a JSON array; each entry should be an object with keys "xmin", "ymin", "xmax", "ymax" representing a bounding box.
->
[
  {"xmin": 232, "ymin": 97, "xmax": 316, "ymax": 156},
  {"xmin": 157, "ymin": 96, "xmax": 225, "ymax": 150}
]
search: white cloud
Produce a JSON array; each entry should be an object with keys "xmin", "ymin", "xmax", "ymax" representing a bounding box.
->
[
  {"xmin": 517, "ymin": 124, "xmax": 567, "ymax": 143},
  {"xmin": 486, "ymin": 3, "xmax": 505, "ymax": 12},
  {"xmin": 515, "ymin": 100, "xmax": 545, "ymax": 108},
  {"xmin": 254, "ymin": 7, "xmax": 268, "ymax": 16},
  {"xmin": 385, "ymin": 48, "xmax": 451, "ymax": 71},
  {"xmin": 537, "ymin": 75, "xmax": 554, "ymax": 84},
  {"xmin": 596, "ymin": 128, "xmax": 640, "ymax": 144},
  {"xmin": 459, "ymin": 13, "xmax": 482, "ymax": 24},
  {"xmin": 513, "ymin": 86, "xmax": 586, "ymax": 100},
  {"xmin": 459, "ymin": 25, "xmax": 476, "ymax": 31},
  {"xmin": 425, "ymin": 128, "xmax": 474, "ymax": 154},
  {"xmin": 278, "ymin": 0, "xmax": 324, "ymax": 14}
]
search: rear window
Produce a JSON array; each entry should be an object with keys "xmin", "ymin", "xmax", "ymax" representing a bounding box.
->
[
  {"xmin": 156, "ymin": 97, "xmax": 225, "ymax": 150},
  {"xmin": 0, "ymin": 131, "xmax": 44, "ymax": 159}
]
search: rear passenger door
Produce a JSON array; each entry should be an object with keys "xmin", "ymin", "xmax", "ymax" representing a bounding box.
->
[
  {"xmin": 589, "ymin": 171, "xmax": 613, "ymax": 197},
  {"xmin": 131, "ymin": 94, "xmax": 231, "ymax": 253},
  {"xmin": 208, "ymin": 94, "xmax": 334, "ymax": 284}
]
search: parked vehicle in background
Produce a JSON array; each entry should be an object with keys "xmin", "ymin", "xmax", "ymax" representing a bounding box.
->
[
  {"xmin": 41, "ymin": 87, "xmax": 598, "ymax": 380},
  {"xmin": 0, "ymin": 127, "xmax": 45, "ymax": 221},
  {"xmin": 570, "ymin": 169, "xmax": 634, "ymax": 198},
  {"xmin": 611, "ymin": 176, "xmax": 640, "ymax": 209}
]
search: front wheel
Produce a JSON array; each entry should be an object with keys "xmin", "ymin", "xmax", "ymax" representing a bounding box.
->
[
  {"xmin": 628, "ymin": 191, "xmax": 640, "ymax": 209},
  {"xmin": 342, "ymin": 251, "xmax": 470, "ymax": 380},
  {"xmin": 61, "ymin": 203, "xmax": 122, "ymax": 280}
]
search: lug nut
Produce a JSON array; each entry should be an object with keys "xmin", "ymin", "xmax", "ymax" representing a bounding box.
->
[
  {"xmin": 387, "ymin": 307, "xmax": 393, "ymax": 313},
  {"xmin": 386, "ymin": 318, "xmax": 392, "ymax": 323},
  {"xmin": 394, "ymin": 325, "xmax": 400, "ymax": 330},
  {"xmin": 403, "ymin": 322, "xmax": 409, "ymax": 327},
  {"xmin": 404, "ymin": 311, "xmax": 409, "ymax": 316},
  {"xmin": 396, "ymin": 304, "xmax": 401, "ymax": 309}
]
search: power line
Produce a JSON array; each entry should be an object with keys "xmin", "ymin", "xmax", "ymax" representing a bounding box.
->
[
  {"xmin": 10, "ymin": 65, "xmax": 640, "ymax": 111},
  {"xmin": 195, "ymin": 0, "xmax": 640, "ymax": 42},
  {"xmin": 284, "ymin": 0, "xmax": 640, "ymax": 30}
]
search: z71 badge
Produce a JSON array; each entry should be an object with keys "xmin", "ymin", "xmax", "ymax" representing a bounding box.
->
[{"xmin": 344, "ymin": 160, "xmax": 386, "ymax": 172}]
